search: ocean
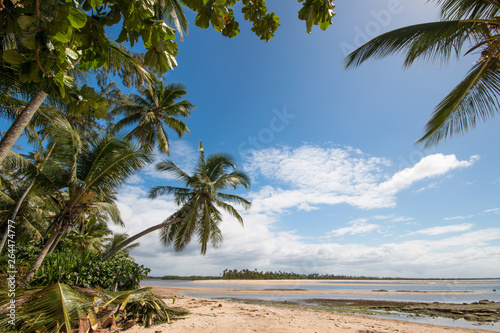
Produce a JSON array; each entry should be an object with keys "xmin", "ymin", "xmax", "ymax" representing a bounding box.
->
[{"xmin": 141, "ymin": 278, "xmax": 500, "ymax": 331}]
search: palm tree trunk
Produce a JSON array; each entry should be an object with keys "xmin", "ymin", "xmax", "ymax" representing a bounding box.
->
[
  {"xmin": 23, "ymin": 229, "xmax": 61, "ymax": 284},
  {"xmin": 102, "ymin": 218, "xmax": 181, "ymax": 261},
  {"xmin": 0, "ymin": 90, "xmax": 48, "ymax": 165},
  {"xmin": 48, "ymin": 227, "xmax": 67, "ymax": 253}
]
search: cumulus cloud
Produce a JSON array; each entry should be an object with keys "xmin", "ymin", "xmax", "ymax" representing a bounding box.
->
[
  {"xmin": 410, "ymin": 223, "xmax": 474, "ymax": 236},
  {"xmin": 325, "ymin": 218, "xmax": 381, "ymax": 237},
  {"xmin": 245, "ymin": 146, "xmax": 477, "ymax": 212},
  {"xmin": 112, "ymin": 144, "xmax": 490, "ymax": 278},
  {"xmin": 116, "ymin": 188, "xmax": 500, "ymax": 278},
  {"xmin": 484, "ymin": 208, "xmax": 500, "ymax": 214},
  {"xmin": 444, "ymin": 215, "xmax": 474, "ymax": 221}
]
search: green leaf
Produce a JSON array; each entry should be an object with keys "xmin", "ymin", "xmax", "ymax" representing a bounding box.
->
[
  {"xmin": 53, "ymin": 27, "xmax": 71, "ymax": 43},
  {"xmin": 18, "ymin": 15, "xmax": 36, "ymax": 29},
  {"xmin": 68, "ymin": 7, "xmax": 87, "ymax": 29},
  {"xmin": 90, "ymin": 0, "xmax": 103, "ymax": 7},
  {"xmin": 2, "ymin": 49, "xmax": 25, "ymax": 64}
]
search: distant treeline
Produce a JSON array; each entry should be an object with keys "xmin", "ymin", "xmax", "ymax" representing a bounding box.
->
[
  {"xmin": 156, "ymin": 269, "xmax": 500, "ymax": 280},
  {"xmin": 221, "ymin": 269, "xmax": 380, "ymax": 280},
  {"xmin": 160, "ymin": 275, "xmax": 221, "ymax": 280}
]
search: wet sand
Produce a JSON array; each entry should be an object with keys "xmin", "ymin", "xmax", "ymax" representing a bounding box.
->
[{"xmin": 124, "ymin": 289, "xmax": 497, "ymax": 333}]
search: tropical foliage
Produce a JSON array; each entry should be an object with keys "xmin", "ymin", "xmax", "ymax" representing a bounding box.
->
[
  {"xmin": 0, "ymin": 284, "xmax": 187, "ymax": 332},
  {"xmin": 112, "ymin": 80, "xmax": 194, "ymax": 154},
  {"xmin": 0, "ymin": 0, "xmax": 336, "ymax": 164},
  {"xmin": 103, "ymin": 141, "xmax": 251, "ymax": 259},
  {"xmin": 31, "ymin": 252, "xmax": 150, "ymax": 291},
  {"xmin": 221, "ymin": 268, "xmax": 380, "ymax": 280},
  {"xmin": 153, "ymin": 142, "xmax": 251, "ymax": 253},
  {"xmin": 344, "ymin": 0, "xmax": 500, "ymax": 146}
]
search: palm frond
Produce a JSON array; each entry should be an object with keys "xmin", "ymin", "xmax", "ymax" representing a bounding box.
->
[
  {"xmin": 154, "ymin": 160, "xmax": 191, "ymax": 183},
  {"xmin": 216, "ymin": 192, "xmax": 252, "ymax": 209},
  {"xmin": 419, "ymin": 58, "xmax": 500, "ymax": 146},
  {"xmin": 214, "ymin": 197, "xmax": 245, "ymax": 225},
  {"xmin": 156, "ymin": 122, "xmax": 170, "ymax": 154},
  {"xmin": 214, "ymin": 170, "xmax": 251, "ymax": 190},
  {"xmin": 344, "ymin": 20, "xmax": 481, "ymax": 69},
  {"xmin": 148, "ymin": 185, "xmax": 191, "ymax": 199},
  {"xmin": 436, "ymin": 0, "xmax": 500, "ymax": 20},
  {"xmin": 7, "ymin": 283, "xmax": 93, "ymax": 332}
]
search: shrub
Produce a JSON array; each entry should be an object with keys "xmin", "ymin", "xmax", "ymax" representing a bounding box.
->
[{"xmin": 31, "ymin": 252, "xmax": 150, "ymax": 291}]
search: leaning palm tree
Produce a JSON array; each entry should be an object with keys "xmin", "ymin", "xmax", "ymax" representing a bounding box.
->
[
  {"xmin": 112, "ymin": 80, "xmax": 194, "ymax": 154},
  {"xmin": 344, "ymin": 0, "xmax": 500, "ymax": 146},
  {"xmin": 102, "ymin": 141, "xmax": 251, "ymax": 260},
  {"xmin": 23, "ymin": 134, "xmax": 152, "ymax": 284},
  {"xmin": 103, "ymin": 232, "xmax": 141, "ymax": 257}
]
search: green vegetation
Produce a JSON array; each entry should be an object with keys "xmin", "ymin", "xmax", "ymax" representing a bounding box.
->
[
  {"xmin": 31, "ymin": 252, "xmax": 150, "ymax": 291},
  {"xmin": 0, "ymin": 0, "xmax": 336, "ymax": 164},
  {"xmin": 221, "ymin": 269, "xmax": 380, "ymax": 280},
  {"xmin": 345, "ymin": 0, "xmax": 500, "ymax": 146},
  {"xmin": 0, "ymin": 284, "xmax": 188, "ymax": 332}
]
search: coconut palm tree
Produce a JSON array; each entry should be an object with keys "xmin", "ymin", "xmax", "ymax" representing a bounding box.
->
[
  {"xmin": 103, "ymin": 232, "xmax": 141, "ymax": 257},
  {"xmin": 344, "ymin": 0, "xmax": 500, "ymax": 146},
  {"xmin": 112, "ymin": 80, "xmax": 194, "ymax": 155},
  {"xmin": 23, "ymin": 134, "xmax": 152, "ymax": 284},
  {"xmin": 62, "ymin": 216, "xmax": 113, "ymax": 254},
  {"xmin": 102, "ymin": 141, "xmax": 251, "ymax": 260},
  {"xmin": 0, "ymin": 40, "xmax": 155, "ymax": 165}
]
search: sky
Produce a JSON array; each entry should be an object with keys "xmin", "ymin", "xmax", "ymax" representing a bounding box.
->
[{"xmin": 6, "ymin": 0, "xmax": 500, "ymax": 278}]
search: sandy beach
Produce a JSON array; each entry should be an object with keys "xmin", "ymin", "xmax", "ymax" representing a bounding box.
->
[{"xmin": 119, "ymin": 286, "xmax": 499, "ymax": 333}]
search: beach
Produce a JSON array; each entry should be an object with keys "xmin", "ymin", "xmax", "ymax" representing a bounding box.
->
[{"xmin": 125, "ymin": 287, "xmax": 498, "ymax": 333}]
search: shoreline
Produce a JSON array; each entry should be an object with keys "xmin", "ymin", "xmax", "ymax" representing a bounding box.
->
[{"xmin": 126, "ymin": 292, "xmax": 499, "ymax": 333}]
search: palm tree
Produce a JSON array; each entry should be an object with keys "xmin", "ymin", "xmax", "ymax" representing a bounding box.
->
[
  {"xmin": 112, "ymin": 80, "xmax": 195, "ymax": 154},
  {"xmin": 62, "ymin": 216, "xmax": 113, "ymax": 254},
  {"xmin": 23, "ymin": 134, "xmax": 152, "ymax": 284},
  {"xmin": 102, "ymin": 141, "xmax": 251, "ymax": 260},
  {"xmin": 344, "ymin": 0, "xmax": 500, "ymax": 146},
  {"xmin": 103, "ymin": 232, "xmax": 141, "ymax": 257},
  {"xmin": 0, "ymin": 38, "xmax": 155, "ymax": 165}
]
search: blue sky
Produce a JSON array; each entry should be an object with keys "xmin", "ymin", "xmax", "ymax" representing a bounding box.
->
[
  {"xmin": 107, "ymin": 0, "xmax": 500, "ymax": 278},
  {"xmin": 6, "ymin": 0, "xmax": 500, "ymax": 278}
]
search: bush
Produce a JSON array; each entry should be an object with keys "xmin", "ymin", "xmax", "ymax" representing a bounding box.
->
[{"xmin": 31, "ymin": 252, "xmax": 150, "ymax": 291}]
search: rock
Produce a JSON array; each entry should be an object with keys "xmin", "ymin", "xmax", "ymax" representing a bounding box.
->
[
  {"xmin": 218, "ymin": 303, "xmax": 223, "ymax": 307},
  {"xmin": 464, "ymin": 314, "xmax": 477, "ymax": 321},
  {"xmin": 479, "ymin": 300, "xmax": 491, "ymax": 304}
]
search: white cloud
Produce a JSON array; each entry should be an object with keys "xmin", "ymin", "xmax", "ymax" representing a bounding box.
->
[
  {"xmin": 245, "ymin": 146, "xmax": 477, "ymax": 212},
  {"xmin": 410, "ymin": 223, "xmax": 474, "ymax": 236},
  {"xmin": 484, "ymin": 208, "xmax": 500, "ymax": 214},
  {"xmin": 112, "ymin": 145, "xmax": 491, "ymax": 279},
  {"xmin": 325, "ymin": 218, "xmax": 381, "ymax": 237},
  {"xmin": 114, "ymin": 184, "xmax": 500, "ymax": 278},
  {"xmin": 444, "ymin": 215, "xmax": 474, "ymax": 221},
  {"xmin": 377, "ymin": 154, "xmax": 477, "ymax": 195}
]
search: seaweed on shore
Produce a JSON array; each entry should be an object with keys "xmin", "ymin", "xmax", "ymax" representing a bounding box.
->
[{"xmin": 229, "ymin": 298, "xmax": 500, "ymax": 324}]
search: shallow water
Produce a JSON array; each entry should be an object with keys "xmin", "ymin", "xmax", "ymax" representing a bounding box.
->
[
  {"xmin": 141, "ymin": 278, "xmax": 500, "ymax": 303},
  {"xmin": 141, "ymin": 278, "xmax": 500, "ymax": 331}
]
